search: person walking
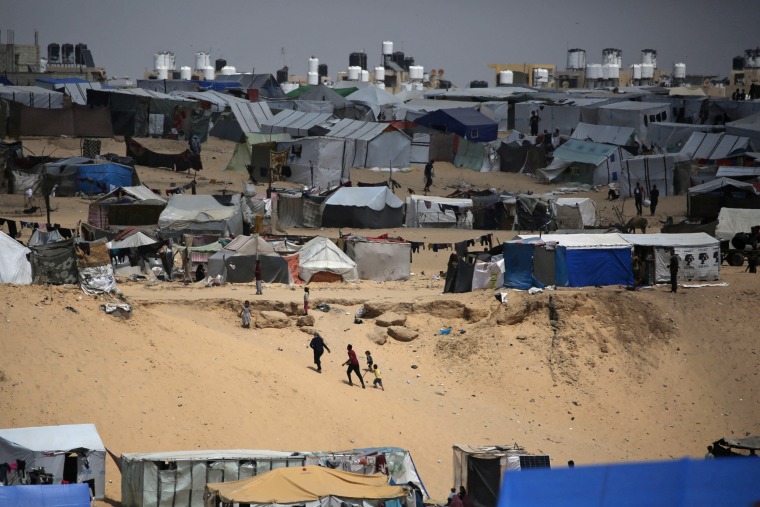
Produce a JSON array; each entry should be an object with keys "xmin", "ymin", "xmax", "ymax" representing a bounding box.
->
[
  {"xmin": 668, "ymin": 248, "xmax": 680, "ymax": 293},
  {"xmin": 303, "ymin": 287, "xmax": 310, "ymax": 315},
  {"xmin": 529, "ymin": 111, "xmax": 540, "ymax": 136},
  {"xmin": 365, "ymin": 350, "xmax": 374, "ymax": 372},
  {"xmin": 342, "ymin": 344, "xmax": 365, "ymax": 388},
  {"xmin": 649, "ymin": 184, "xmax": 660, "ymax": 215},
  {"xmin": 254, "ymin": 260, "xmax": 263, "ymax": 295},
  {"xmin": 239, "ymin": 300, "xmax": 252, "ymax": 328},
  {"xmin": 372, "ymin": 364, "xmax": 384, "ymax": 390},
  {"xmin": 308, "ymin": 332, "xmax": 330, "ymax": 373},
  {"xmin": 634, "ymin": 182, "xmax": 644, "ymax": 216},
  {"xmin": 424, "ymin": 160, "xmax": 434, "ymax": 194}
]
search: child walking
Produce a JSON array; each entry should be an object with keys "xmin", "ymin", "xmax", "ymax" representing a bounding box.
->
[
  {"xmin": 303, "ymin": 287, "xmax": 310, "ymax": 315},
  {"xmin": 365, "ymin": 350, "xmax": 374, "ymax": 372},
  {"xmin": 239, "ymin": 300, "xmax": 251, "ymax": 328},
  {"xmin": 372, "ymin": 364, "xmax": 384, "ymax": 391}
]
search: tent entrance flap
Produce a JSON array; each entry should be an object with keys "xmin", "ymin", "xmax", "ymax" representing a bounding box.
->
[{"xmin": 467, "ymin": 456, "xmax": 501, "ymax": 507}]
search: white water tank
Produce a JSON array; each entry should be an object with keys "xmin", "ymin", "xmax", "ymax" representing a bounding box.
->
[
  {"xmin": 641, "ymin": 49, "xmax": 657, "ymax": 68},
  {"xmin": 156, "ymin": 66, "xmax": 169, "ymax": 80},
  {"xmin": 409, "ymin": 65, "xmax": 424, "ymax": 80},
  {"xmin": 401, "ymin": 82, "xmax": 412, "ymax": 92},
  {"xmin": 641, "ymin": 63, "xmax": 654, "ymax": 79},
  {"xmin": 586, "ymin": 64, "xmax": 602, "ymax": 80},
  {"xmin": 567, "ymin": 49, "xmax": 586, "ymax": 70},
  {"xmin": 153, "ymin": 53, "xmax": 162, "ymax": 72},
  {"xmin": 498, "ymin": 70, "xmax": 514, "ymax": 85},
  {"xmin": 608, "ymin": 64, "xmax": 620, "ymax": 79},
  {"xmin": 165, "ymin": 52, "xmax": 176, "ymax": 70},
  {"xmin": 382, "ymin": 41, "xmax": 393, "ymax": 55},
  {"xmin": 534, "ymin": 68, "xmax": 549, "ymax": 83},
  {"xmin": 347, "ymin": 66, "xmax": 360, "ymax": 80},
  {"xmin": 202, "ymin": 66, "xmax": 215, "ymax": 80},
  {"xmin": 631, "ymin": 64, "xmax": 642, "ymax": 80},
  {"xmin": 602, "ymin": 64, "xmax": 612, "ymax": 80},
  {"xmin": 307, "ymin": 71, "xmax": 319, "ymax": 85},
  {"xmin": 374, "ymin": 66, "xmax": 385, "ymax": 81},
  {"xmin": 39, "ymin": 57, "xmax": 47, "ymax": 73},
  {"xmin": 376, "ymin": 82, "xmax": 385, "ymax": 90},
  {"xmin": 412, "ymin": 81, "xmax": 424, "ymax": 91},
  {"xmin": 180, "ymin": 66, "xmax": 192, "ymax": 80},
  {"xmin": 195, "ymin": 52, "xmax": 208, "ymax": 71},
  {"xmin": 308, "ymin": 57, "xmax": 319, "ymax": 75},
  {"xmin": 360, "ymin": 69, "xmax": 369, "ymax": 82},
  {"xmin": 673, "ymin": 63, "xmax": 686, "ymax": 79},
  {"xmin": 221, "ymin": 66, "xmax": 236, "ymax": 75}
]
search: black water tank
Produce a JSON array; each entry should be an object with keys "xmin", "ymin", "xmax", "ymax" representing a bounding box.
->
[
  {"xmin": 318, "ymin": 63, "xmax": 328, "ymax": 78},
  {"xmin": 276, "ymin": 66, "xmax": 289, "ymax": 84},
  {"xmin": 215, "ymin": 58, "xmax": 227, "ymax": 72},
  {"xmin": 61, "ymin": 43, "xmax": 74, "ymax": 64},
  {"xmin": 403, "ymin": 57, "xmax": 415, "ymax": 72},
  {"xmin": 47, "ymin": 43, "xmax": 60, "ymax": 63},
  {"xmin": 733, "ymin": 56, "xmax": 745, "ymax": 70},
  {"xmin": 469, "ymin": 80, "xmax": 488, "ymax": 88},
  {"xmin": 392, "ymin": 51, "xmax": 405, "ymax": 67},
  {"xmin": 349, "ymin": 52, "xmax": 367, "ymax": 70},
  {"xmin": 75, "ymin": 43, "xmax": 88, "ymax": 65},
  {"xmin": 438, "ymin": 79, "xmax": 452, "ymax": 90}
]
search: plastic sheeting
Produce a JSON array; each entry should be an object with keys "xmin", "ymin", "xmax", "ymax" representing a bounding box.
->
[
  {"xmin": 298, "ymin": 237, "xmax": 358, "ymax": 282},
  {"xmin": 0, "ymin": 231, "xmax": 32, "ymax": 284},
  {"xmin": 715, "ymin": 207, "xmax": 760, "ymax": 241},
  {"xmin": 159, "ymin": 195, "xmax": 243, "ymax": 236},
  {"xmin": 558, "ymin": 247, "xmax": 632, "ymax": 287},
  {"xmin": 0, "ymin": 484, "xmax": 91, "ymax": 507},
  {"xmin": 79, "ymin": 264, "xmax": 117, "ymax": 295},
  {"xmin": 471, "ymin": 261, "xmax": 503, "ymax": 290},
  {"xmin": 346, "ymin": 240, "xmax": 411, "ymax": 281},
  {"xmin": 503, "ymin": 242, "xmax": 542, "ymax": 289}
]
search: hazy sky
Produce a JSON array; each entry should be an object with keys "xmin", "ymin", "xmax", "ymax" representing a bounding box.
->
[{"xmin": 4, "ymin": 0, "xmax": 760, "ymax": 86}]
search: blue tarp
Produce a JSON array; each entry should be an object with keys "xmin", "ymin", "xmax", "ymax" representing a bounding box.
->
[
  {"xmin": 497, "ymin": 457, "xmax": 760, "ymax": 507},
  {"xmin": 76, "ymin": 163, "xmax": 136, "ymax": 194},
  {"xmin": 560, "ymin": 247, "xmax": 632, "ymax": 287},
  {"xmin": 415, "ymin": 108, "xmax": 498, "ymax": 142},
  {"xmin": 502, "ymin": 242, "xmax": 544, "ymax": 289},
  {"xmin": 0, "ymin": 484, "xmax": 91, "ymax": 507}
]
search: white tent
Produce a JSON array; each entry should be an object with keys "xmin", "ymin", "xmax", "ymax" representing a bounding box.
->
[
  {"xmin": 344, "ymin": 238, "xmax": 411, "ymax": 281},
  {"xmin": 595, "ymin": 101, "xmax": 670, "ymax": 140},
  {"xmin": 554, "ymin": 198, "xmax": 597, "ymax": 228},
  {"xmin": 0, "ymin": 424, "xmax": 106, "ymax": 499},
  {"xmin": 106, "ymin": 231, "xmax": 160, "ymax": 249},
  {"xmin": 287, "ymin": 137, "xmax": 353, "ymax": 189},
  {"xmin": 0, "ymin": 231, "xmax": 32, "ymax": 284},
  {"xmin": 619, "ymin": 153, "xmax": 691, "ymax": 198},
  {"xmin": 326, "ymin": 119, "xmax": 411, "ymax": 168},
  {"xmin": 405, "ymin": 195, "xmax": 473, "ymax": 228},
  {"xmin": 715, "ymin": 208, "xmax": 760, "ymax": 242},
  {"xmin": 620, "ymin": 233, "xmax": 720, "ymax": 282},
  {"xmin": 298, "ymin": 237, "xmax": 358, "ymax": 283},
  {"xmin": 158, "ymin": 195, "xmax": 243, "ymax": 236}
]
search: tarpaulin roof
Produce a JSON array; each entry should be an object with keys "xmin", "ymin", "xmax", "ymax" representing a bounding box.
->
[
  {"xmin": 0, "ymin": 85, "xmax": 64, "ymax": 108},
  {"xmin": 57, "ymin": 81, "xmax": 111, "ymax": 105},
  {"xmin": 715, "ymin": 166, "xmax": 760, "ymax": 178},
  {"xmin": 227, "ymin": 99, "xmax": 274, "ymax": 133},
  {"xmin": 570, "ymin": 122, "xmax": 635, "ymax": 146},
  {"xmin": 206, "ymin": 466, "xmax": 408, "ymax": 504},
  {"xmin": 298, "ymin": 236, "xmax": 358, "ymax": 282},
  {"xmin": 326, "ymin": 118, "xmax": 387, "ymax": 140},
  {"xmin": 94, "ymin": 185, "xmax": 166, "ymax": 204},
  {"xmin": 262, "ymin": 110, "xmax": 333, "ymax": 136},
  {"xmin": 680, "ymin": 132, "xmax": 750, "ymax": 160},
  {"xmin": 107, "ymin": 231, "xmax": 160, "ymax": 249},
  {"xmin": 619, "ymin": 232, "xmax": 718, "ymax": 247},
  {"xmin": 325, "ymin": 186, "xmax": 403, "ymax": 210},
  {"xmin": 100, "ymin": 87, "xmax": 196, "ymax": 102},
  {"xmin": 668, "ymin": 86, "xmax": 706, "ymax": 96},
  {"xmin": 715, "ymin": 207, "xmax": 760, "ymax": 241},
  {"xmin": 597, "ymin": 101, "xmax": 668, "ymax": 112},
  {"xmin": 518, "ymin": 233, "xmax": 631, "ymax": 249},
  {"xmin": 0, "ymin": 424, "xmax": 105, "ymax": 452},
  {"xmin": 551, "ymin": 139, "xmax": 618, "ymax": 165},
  {"xmin": 170, "ymin": 90, "xmax": 230, "ymax": 112},
  {"xmin": 687, "ymin": 177, "xmax": 758, "ymax": 196}
]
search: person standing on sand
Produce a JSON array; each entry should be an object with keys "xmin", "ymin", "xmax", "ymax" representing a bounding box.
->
[
  {"xmin": 649, "ymin": 184, "xmax": 660, "ymax": 216},
  {"xmin": 669, "ymin": 248, "xmax": 680, "ymax": 293},
  {"xmin": 255, "ymin": 260, "xmax": 263, "ymax": 295},
  {"xmin": 424, "ymin": 160, "xmax": 434, "ymax": 194},
  {"xmin": 372, "ymin": 364, "xmax": 384, "ymax": 390},
  {"xmin": 529, "ymin": 111, "xmax": 540, "ymax": 136},
  {"xmin": 634, "ymin": 182, "xmax": 644, "ymax": 216},
  {"xmin": 239, "ymin": 300, "xmax": 252, "ymax": 328},
  {"xmin": 342, "ymin": 344, "xmax": 365, "ymax": 388},
  {"xmin": 308, "ymin": 332, "xmax": 330, "ymax": 373},
  {"xmin": 303, "ymin": 287, "xmax": 310, "ymax": 315}
]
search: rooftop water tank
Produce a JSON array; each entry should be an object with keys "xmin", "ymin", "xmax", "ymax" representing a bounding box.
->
[
  {"xmin": 180, "ymin": 66, "xmax": 192, "ymax": 80},
  {"xmin": 745, "ymin": 48, "xmax": 760, "ymax": 69},
  {"xmin": 392, "ymin": 51, "xmax": 405, "ymax": 67},
  {"xmin": 641, "ymin": 49, "xmax": 657, "ymax": 68},
  {"xmin": 586, "ymin": 64, "xmax": 603, "ymax": 80},
  {"xmin": 602, "ymin": 48, "xmax": 622, "ymax": 68},
  {"xmin": 195, "ymin": 52, "xmax": 209, "ymax": 71},
  {"xmin": 75, "ymin": 43, "xmax": 88, "ymax": 65},
  {"xmin": 39, "ymin": 57, "xmax": 47, "ymax": 73},
  {"xmin": 156, "ymin": 67, "xmax": 169, "ymax": 80},
  {"xmin": 641, "ymin": 63, "xmax": 654, "ymax": 79},
  {"xmin": 631, "ymin": 64, "xmax": 642, "ymax": 80},
  {"xmin": 403, "ymin": 56, "xmax": 415, "ymax": 71},
  {"xmin": 673, "ymin": 63, "xmax": 686, "ymax": 79},
  {"xmin": 307, "ymin": 71, "xmax": 319, "ymax": 85},
  {"xmin": 349, "ymin": 51, "xmax": 367, "ymax": 70},
  {"xmin": 308, "ymin": 57, "xmax": 319, "ymax": 75},
  {"xmin": 154, "ymin": 53, "xmax": 163, "ymax": 72},
  {"xmin": 318, "ymin": 63, "xmax": 328, "ymax": 78},
  {"xmin": 409, "ymin": 65, "xmax": 424, "ymax": 81},
  {"xmin": 498, "ymin": 70, "xmax": 514, "ymax": 85},
  {"xmin": 733, "ymin": 56, "xmax": 745, "ymax": 71},
  {"xmin": 602, "ymin": 64, "xmax": 613, "ymax": 80},
  {"xmin": 62, "ymin": 43, "xmax": 75, "ymax": 64},
  {"xmin": 215, "ymin": 58, "xmax": 227, "ymax": 72},
  {"xmin": 277, "ymin": 66, "xmax": 289, "ymax": 84},
  {"xmin": 534, "ymin": 68, "xmax": 549, "ymax": 83},
  {"xmin": 165, "ymin": 52, "xmax": 176, "ymax": 70},
  {"xmin": 347, "ymin": 66, "xmax": 360, "ymax": 81},
  {"xmin": 608, "ymin": 64, "xmax": 620, "ymax": 79},
  {"xmin": 567, "ymin": 48, "xmax": 586, "ymax": 70},
  {"xmin": 375, "ymin": 66, "xmax": 385, "ymax": 81},
  {"xmin": 221, "ymin": 66, "xmax": 236, "ymax": 75},
  {"xmin": 360, "ymin": 69, "xmax": 369, "ymax": 82},
  {"xmin": 47, "ymin": 43, "xmax": 60, "ymax": 64},
  {"xmin": 382, "ymin": 41, "xmax": 393, "ymax": 55},
  {"xmin": 202, "ymin": 66, "xmax": 215, "ymax": 81}
]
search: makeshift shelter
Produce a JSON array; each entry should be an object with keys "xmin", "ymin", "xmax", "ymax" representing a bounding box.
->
[
  {"xmin": 502, "ymin": 240, "xmax": 556, "ymax": 289},
  {"xmin": 0, "ymin": 484, "xmax": 92, "ymax": 507},
  {"xmin": 0, "ymin": 231, "xmax": 32, "ymax": 284},
  {"xmin": 453, "ymin": 444, "xmax": 550, "ymax": 507},
  {"xmin": 496, "ymin": 138, "xmax": 547, "ymax": 174},
  {"xmin": 715, "ymin": 207, "xmax": 760, "ymax": 242},
  {"xmin": 12, "ymin": 157, "xmax": 139, "ymax": 197},
  {"xmin": 158, "ymin": 194, "xmax": 243, "ymax": 236},
  {"xmin": 726, "ymin": 110, "xmax": 760, "ymax": 145},
  {"xmin": 620, "ymin": 233, "xmax": 720, "ymax": 283},
  {"xmin": 204, "ymin": 466, "xmax": 411, "ymax": 507},
  {"xmin": 414, "ymin": 108, "xmax": 498, "ymax": 142},
  {"xmin": 513, "ymin": 98, "xmax": 610, "ymax": 136},
  {"xmin": 326, "ymin": 119, "xmax": 412, "ymax": 168},
  {"xmin": 645, "ymin": 122, "xmax": 722, "ymax": 153},
  {"xmin": 0, "ymin": 86, "xmax": 64, "ymax": 108},
  {"xmin": 88, "ymin": 185, "xmax": 166, "ymax": 229},
  {"xmin": 496, "ymin": 458, "xmax": 760, "ymax": 507},
  {"xmin": 261, "ymin": 110, "xmax": 332, "ymax": 137},
  {"xmin": 292, "ymin": 83, "xmax": 365, "ymax": 119},
  {"xmin": 554, "ymin": 198, "xmax": 596, "ymax": 229},
  {"xmin": 346, "ymin": 86, "xmax": 403, "ymax": 121},
  {"xmin": 686, "ymin": 178, "xmax": 760, "ymax": 219},
  {"xmin": 29, "ymin": 238, "xmax": 79, "ymax": 285},
  {"xmin": 0, "ymin": 424, "xmax": 106, "ymax": 499},
  {"xmin": 344, "ymin": 237, "xmax": 411, "ymax": 281},
  {"xmin": 405, "ymin": 195, "xmax": 473, "ymax": 228},
  {"xmin": 619, "ymin": 153, "xmax": 691, "ymax": 198},
  {"xmin": 286, "ymin": 137, "xmax": 353, "ymax": 188},
  {"xmin": 680, "ymin": 132, "xmax": 752, "ymax": 163},
  {"xmin": 223, "ymin": 132, "xmax": 292, "ymax": 173},
  {"xmin": 321, "ymin": 187, "xmax": 404, "ymax": 229},
  {"xmin": 208, "ymin": 98, "xmax": 274, "ymax": 141},
  {"xmin": 569, "ymin": 122, "xmax": 636, "ymax": 146},
  {"xmin": 207, "ymin": 235, "xmax": 292, "ymax": 284},
  {"xmin": 125, "ymin": 137, "xmax": 202, "ymax": 172},
  {"xmin": 538, "ymin": 139, "xmax": 630, "ymax": 185},
  {"xmin": 298, "ymin": 237, "xmax": 358, "ymax": 282},
  {"xmin": 595, "ymin": 100, "xmax": 670, "ymax": 140}
]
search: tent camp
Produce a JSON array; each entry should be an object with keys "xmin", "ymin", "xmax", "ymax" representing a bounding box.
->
[
  {"xmin": 645, "ymin": 122, "xmax": 722, "ymax": 153},
  {"xmin": 207, "ymin": 235, "xmax": 292, "ymax": 284},
  {"xmin": 414, "ymin": 108, "xmax": 498, "ymax": 142},
  {"xmin": 405, "ymin": 195, "xmax": 474, "ymax": 228},
  {"xmin": 11, "ymin": 157, "xmax": 139, "ymax": 197},
  {"xmin": 321, "ymin": 186, "xmax": 404, "ymax": 229},
  {"xmin": 326, "ymin": 119, "xmax": 411, "ymax": 169},
  {"xmin": 594, "ymin": 100, "xmax": 670, "ymax": 140},
  {"xmin": 345, "ymin": 86, "xmax": 402, "ymax": 121},
  {"xmin": 223, "ymin": 132, "xmax": 292, "ymax": 173},
  {"xmin": 298, "ymin": 237, "xmax": 358, "ymax": 282},
  {"xmin": 0, "ymin": 86, "xmax": 64, "ymax": 108},
  {"xmin": 292, "ymin": 83, "xmax": 366, "ymax": 119},
  {"xmin": 209, "ymin": 98, "xmax": 274, "ymax": 141},
  {"xmin": 88, "ymin": 185, "xmax": 166, "ymax": 229},
  {"xmin": 714, "ymin": 207, "xmax": 760, "ymax": 242},
  {"xmin": 618, "ymin": 153, "xmax": 691, "ymax": 198},
  {"xmin": 496, "ymin": 458, "xmax": 760, "ymax": 507},
  {"xmin": 0, "ymin": 424, "xmax": 106, "ymax": 499},
  {"xmin": 538, "ymin": 139, "xmax": 631, "ymax": 185},
  {"xmin": 620, "ymin": 233, "xmax": 720, "ymax": 283},
  {"xmin": 204, "ymin": 466, "xmax": 411, "ymax": 507},
  {"xmin": 0, "ymin": 231, "xmax": 32, "ymax": 284},
  {"xmin": 686, "ymin": 178, "xmax": 760, "ymax": 219},
  {"xmin": 554, "ymin": 198, "xmax": 596, "ymax": 229},
  {"xmin": 158, "ymin": 194, "xmax": 243, "ymax": 236},
  {"xmin": 725, "ymin": 110, "xmax": 760, "ymax": 144},
  {"xmin": 344, "ymin": 237, "xmax": 411, "ymax": 281},
  {"xmin": 286, "ymin": 137, "xmax": 353, "ymax": 189}
]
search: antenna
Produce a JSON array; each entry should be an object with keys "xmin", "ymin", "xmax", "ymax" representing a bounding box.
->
[{"xmin": 281, "ymin": 47, "xmax": 286, "ymax": 67}]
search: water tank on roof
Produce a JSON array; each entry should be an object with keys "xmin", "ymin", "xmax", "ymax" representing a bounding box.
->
[
  {"xmin": 586, "ymin": 64, "xmax": 602, "ymax": 80},
  {"xmin": 75, "ymin": 43, "xmax": 88, "ymax": 65},
  {"xmin": 631, "ymin": 64, "xmax": 642, "ymax": 80},
  {"xmin": 567, "ymin": 48, "xmax": 585, "ymax": 70},
  {"xmin": 39, "ymin": 57, "xmax": 47, "ymax": 73},
  {"xmin": 409, "ymin": 65, "xmax": 424, "ymax": 81},
  {"xmin": 382, "ymin": 41, "xmax": 393, "ymax": 55},
  {"xmin": 347, "ymin": 66, "xmax": 360, "ymax": 81},
  {"xmin": 733, "ymin": 56, "xmax": 745, "ymax": 71},
  {"xmin": 308, "ymin": 57, "xmax": 319, "ymax": 75},
  {"xmin": 62, "ymin": 43, "xmax": 75, "ymax": 64},
  {"xmin": 156, "ymin": 67, "xmax": 169, "ymax": 80},
  {"xmin": 498, "ymin": 70, "xmax": 514, "ymax": 85},
  {"xmin": 349, "ymin": 52, "xmax": 367, "ymax": 70},
  {"xmin": 215, "ymin": 58, "xmax": 227, "ymax": 72},
  {"xmin": 374, "ymin": 66, "xmax": 385, "ymax": 81},
  {"xmin": 403, "ymin": 56, "xmax": 415, "ymax": 71},
  {"xmin": 221, "ymin": 66, "xmax": 236, "ymax": 75},
  {"xmin": 641, "ymin": 63, "xmax": 654, "ymax": 79},
  {"xmin": 673, "ymin": 63, "xmax": 686, "ymax": 79},
  {"xmin": 607, "ymin": 64, "xmax": 620, "ymax": 79},
  {"xmin": 318, "ymin": 63, "xmax": 328, "ymax": 78},
  {"xmin": 277, "ymin": 66, "xmax": 289, "ymax": 84},
  {"xmin": 203, "ymin": 66, "xmax": 215, "ymax": 80},
  {"xmin": 392, "ymin": 51, "xmax": 405, "ymax": 67},
  {"xmin": 360, "ymin": 69, "xmax": 369, "ymax": 82},
  {"xmin": 641, "ymin": 49, "xmax": 657, "ymax": 68},
  {"xmin": 307, "ymin": 71, "xmax": 319, "ymax": 85},
  {"xmin": 180, "ymin": 66, "xmax": 192, "ymax": 80},
  {"xmin": 47, "ymin": 43, "xmax": 60, "ymax": 64},
  {"xmin": 195, "ymin": 52, "xmax": 209, "ymax": 71},
  {"xmin": 745, "ymin": 48, "xmax": 760, "ymax": 68},
  {"xmin": 469, "ymin": 80, "xmax": 488, "ymax": 88},
  {"xmin": 153, "ymin": 53, "xmax": 162, "ymax": 71},
  {"xmin": 166, "ymin": 52, "xmax": 176, "ymax": 70},
  {"xmin": 602, "ymin": 48, "xmax": 622, "ymax": 67}
]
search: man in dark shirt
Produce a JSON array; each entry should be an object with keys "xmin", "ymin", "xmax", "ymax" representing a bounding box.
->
[
  {"xmin": 424, "ymin": 160, "xmax": 434, "ymax": 194},
  {"xmin": 634, "ymin": 182, "xmax": 644, "ymax": 216},
  {"xmin": 309, "ymin": 332, "xmax": 331, "ymax": 373},
  {"xmin": 342, "ymin": 344, "xmax": 365, "ymax": 388},
  {"xmin": 669, "ymin": 249, "xmax": 680, "ymax": 293},
  {"xmin": 529, "ymin": 111, "xmax": 540, "ymax": 136},
  {"xmin": 649, "ymin": 184, "xmax": 660, "ymax": 215}
]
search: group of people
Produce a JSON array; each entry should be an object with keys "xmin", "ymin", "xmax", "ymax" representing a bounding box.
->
[
  {"xmin": 308, "ymin": 337, "xmax": 384, "ymax": 390},
  {"xmin": 631, "ymin": 248, "xmax": 680, "ymax": 292},
  {"xmin": 447, "ymin": 486, "xmax": 474, "ymax": 507},
  {"xmin": 731, "ymin": 88, "xmax": 752, "ymax": 101},
  {"xmin": 633, "ymin": 182, "xmax": 660, "ymax": 216}
]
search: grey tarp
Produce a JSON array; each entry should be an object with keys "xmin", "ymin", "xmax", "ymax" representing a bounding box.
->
[
  {"xmin": 207, "ymin": 235, "xmax": 291, "ymax": 284},
  {"xmin": 0, "ymin": 86, "xmax": 64, "ymax": 108},
  {"xmin": 261, "ymin": 110, "xmax": 332, "ymax": 137},
  {"xmin": 286, "ymin": 137, "xmax": 353, "ymax": 188},
  {"xmin": 619, "ymin": 153, "xmax": 691, "ymax": 197},
  {"xmin": 276, "ymin": 193, "xmax": 305, "ymax": 228},
  {"xmin": 345, "ymin": 239, "xmax": 411, "ymax": 281},
  {"xmin": 645, "ymin": 122, "xmax": 723, "ymax": 153},
  {"xmin": 326, "ymin": 119, "xmax": 411, "ymax": 168},
  {"xmin": 322, "ymin": 186, "xmax": 404, "ymax": 229},
  {"xmin": 595, "ymin": 101, "xmax": 670, "ymax": 140},
  {"xmin": 570, "ymin": 122, "xmax": 636, "ymax": 146},
  {"xmin": 680, "ymin": 132, "xmax": 751, "ymax": 161}
]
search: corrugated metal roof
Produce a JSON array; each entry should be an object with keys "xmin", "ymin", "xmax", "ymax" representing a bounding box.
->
[
  {"xmin": 552, "ymin": 139, "xmax": 618, "ymax": 165},
  {"xmin": 327, "ymin": 119, "xmax": 387, "ymax": 140}
]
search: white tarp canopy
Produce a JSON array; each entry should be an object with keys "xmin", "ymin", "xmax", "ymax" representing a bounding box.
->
[
  {"xmin": 93, "ymin": 185, "xmax": 166, "ymax": 205},
  {"xmin": 158, "ymin": 195, "xmax": 243, "ymax": 236},
  {"xmin": 687, "ymin": 177, "xmax": 758, "ymax": 196},
  {"xmin": 107, "ymin": 231, "xmax": 160, "ymax": 249},
  {"xmin": 286, "ymin": 137, "xmax": 353, "ymax": 188},
  {"xmin": 0, "ymin": 424, "xmax": 106, "ymax": 499},
  {"xmin": 570, "ymin": 122, "xmax": 635, "ymax": 146},
  {"xmin": 298, "ymin": 237, "xmax": 358, "ymax": 282},
  {"xmin": 619, "ymin": 153, "xmax": 690, "ymax": 198},
  {"xmin": 0, "ymin": 85, "xmax": 64, "ymax": 108},
  {"xmin": 715, "ymin": 208, "xmax": 760, "ymax": 241},
  {"xmin": 345, "ymin": 239, "xmax": 411, "ymax": 281},
  {"xmin": 680, "ymin": 132, "xmax": 751, "ymax": 160},
  {"xmin": 325, "ymin": 186, "xmax": 404, "ymax": 211},
  {"xmin": 620, "ymin": 232, "xmax": 720, "ymax": 282},
  {"xmin": 0, "ymin": 231, "xmax": 32, "ymax": 284},
  {"xmin": 518, "ymin": 233, "xmax": 631, "ymax": 249},
  {"xmin": 555, "ymin": 198, "xmax": 597, "ymax": 228},
  {"xmin": 405, "ymin": 195, "xmax": 473, "ymax": 228}
]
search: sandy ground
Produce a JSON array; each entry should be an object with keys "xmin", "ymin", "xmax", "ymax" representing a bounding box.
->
[{"xmin": 1, "ymin": 136, "xmax": 759, "ymax": 506}]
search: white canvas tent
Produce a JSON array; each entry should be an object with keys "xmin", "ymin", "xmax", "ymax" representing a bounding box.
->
[
  {"xmin": 158, "ymin": 195, "xmax": 243, "ymax": 236},
  {"xmin": 715, "ymin": 208, "xmax": 760, "ymax": 242},
  {"xmin": 322, "ymin": 187, "xmax": 404, "ymax": 229},
  {"xmin": 298, "ymin": 237, "xmax": 358, "ymax": 282},
  {"xmin": 620, "ymin": 233, "xmax": 720, "ymax": 282},
  {"xmin": 554, "ymin": 198, "xmax": 597, "ymax": 228},
  {"xmin": 0, "ymin": 231, "xmax": 32, "ymax": 284},
  {"xmin": 405, "ymin": 195, "xmax": 473, "ymax": 228},
  {"xmin": 286, "ymin": 137, "xmax": 353, "ymax": 189},
  {"xmin": 0, "ymin": 424, "xmax": 106, "ymax": 499},
  {"xmin": 619, "ymin": 153, "xmax": 691, "ymax": 198},
  {"xmin": 344, "ymin": 238, "xmax": 411, "ymax": 281},
  {"xmin": 326, "ymin": 119, "xmax": 411, "ymax": 168}
]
